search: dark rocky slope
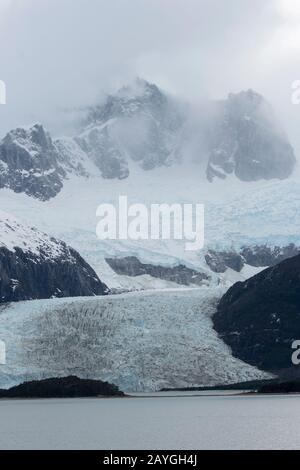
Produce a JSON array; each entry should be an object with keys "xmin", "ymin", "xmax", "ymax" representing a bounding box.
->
[
  {"xmin": 0, "ymin": 211, "xmax": 108, "ymax": 303},
  {"xmin": 106, "ymin": 256, "xmax": 210, "ymax": 286},
  {"xmin": 106, "ymin": 245, "xmax": 300, "ymax": 288},
  {"xmin": 0, "ymin": 376, "xmax": 124, "ymax": 398},
  {"xmin": 257, "ymin": 379, "xmax": 300, "ymax": 394},
  {"xmin": 213, "ymin": 253, "xmax": 300, "ymax": 372},
  {"xmin": 0, "ymin": 245, "xmax": 108, "ymax": 303}
]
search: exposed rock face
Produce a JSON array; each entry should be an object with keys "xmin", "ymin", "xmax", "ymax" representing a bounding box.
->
[
  {"xmin": 106, "ymin": 246, "xmax": 300, "ymax": 288},
  {"xmin": 205, "ymin": 244, "xmax": 300, "ymax": 273},
  {"xmin": 0, "ymin": 376, "xmax": 124, "ymax": 398},
  {"xmin": 0, "ymin": 124, "xmax": 101, "ymax": 201},
  {"xmin": 0, "ymin": 210, "xmax": 109, "ymax": 303},
  {"xmin": 0, "ymin": 124, "xmax": 65, "ymax": 200},
  {"xmin": 213, "ymin": 254, "xmax": 300, "ymax": 372},
  {"xmin": 106, "ymin": 256, "xmax": 210, "ymax": 286},
  {"xmin": 240, "ymin": 244, "xmax": 300, "ymax": 267},
  {"xmin": 207, "ymin": 90, "xmax": 296, "ymax": 182},
  {"xmin": 205, "ymin": 250, "xmax": 244, "ymax": 273}
]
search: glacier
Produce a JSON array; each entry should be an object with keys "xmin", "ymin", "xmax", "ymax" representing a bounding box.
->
[
  {"xmin": 0, "ymin": 288, "xmax": 270, "ymax": 392},
  {"xmin": 1, "ymin": 167, "xmax": 300, "ymax": 289},
  {"xmin": 0, "ymin": 79, "xmax": 298, "ymax": 392}
]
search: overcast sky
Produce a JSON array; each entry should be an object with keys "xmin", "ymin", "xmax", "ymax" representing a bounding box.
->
[{"xmin": 0, "ymin": 0, "xmax": 299, "ymax": 151}]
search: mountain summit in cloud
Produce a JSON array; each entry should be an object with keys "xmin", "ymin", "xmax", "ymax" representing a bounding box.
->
[
  {"xmin": 0, "ymin": 81, "xmax": 296, "ymax": 200},
  {"xmin": 207, "ymin": 89, "xmax": 296, "ymax": 182}
]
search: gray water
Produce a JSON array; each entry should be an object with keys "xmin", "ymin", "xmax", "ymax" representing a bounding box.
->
[{"xmin": 0, "ymin": 393, "xmax": 299, "ymax": 450}]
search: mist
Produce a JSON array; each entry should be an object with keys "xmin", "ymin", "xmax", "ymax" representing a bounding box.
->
[{"xmin": 0, "ymin": 0, "xmax": 299, "ymax": 153}]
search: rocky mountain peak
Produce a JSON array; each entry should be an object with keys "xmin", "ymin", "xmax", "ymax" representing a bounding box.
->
[
  {"xmin": 207, "ymin": 89, "xmax": 296, "ymax": 182},
  {"xmin": 77, "ymin": 79, "xmax": 184, "ymax": 178},
  {"xmin": 0, "ymin": 81, "xmax": 296, "ymax": 201},
  {"xmin": 116, "ymin": 77, "xmax": 164, "ymax": 101},
  {"xmin": 86, "ymin": 78, "xmax": 169, "ymax": 125},
  {"xmin": 227, "ymin": 89, "xmax": 264, "ymax": 116},
  {"xmin": 2, "ymin": 123, "xmax": 53, "ymax": 157},
  {"xmin": 0, "ymin": 123, "xmax": 65, "ymax": 200}
]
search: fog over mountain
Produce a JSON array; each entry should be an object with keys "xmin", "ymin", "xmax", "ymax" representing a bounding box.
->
[
  {"xmin": 0, "ymin": 0, "xmax": 299, "ymax": 155},
  {"xmin": 0, "ymin": 80, "xmax": 295, "ymax": 201}
]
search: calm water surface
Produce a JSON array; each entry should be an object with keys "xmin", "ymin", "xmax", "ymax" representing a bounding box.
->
[{"xmin": 0, "ymin": 393, "xmax": 299, "ymax": 449}]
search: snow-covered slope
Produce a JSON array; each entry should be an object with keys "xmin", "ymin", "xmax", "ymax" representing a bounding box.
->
[
  {"xmin": 0, "ymin": 209, "xmax": 68, "ymax": 259},
  {"xmin": 0, "ymin": 288, "xmax": 271, "ymax": 392},
  {"xmin": 1, "ymin": 167, "xmax": 299, "ymax": 290}
]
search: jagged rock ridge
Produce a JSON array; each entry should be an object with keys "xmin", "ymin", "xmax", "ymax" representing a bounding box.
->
[{"xmin": 0, "ymin": 124, "xmax": 65, "ymax": 200}]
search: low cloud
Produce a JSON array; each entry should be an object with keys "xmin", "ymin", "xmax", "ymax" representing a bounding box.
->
[{"xmin": 0, "ymin": 0, "xmax": 299, "ymax": 152}]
